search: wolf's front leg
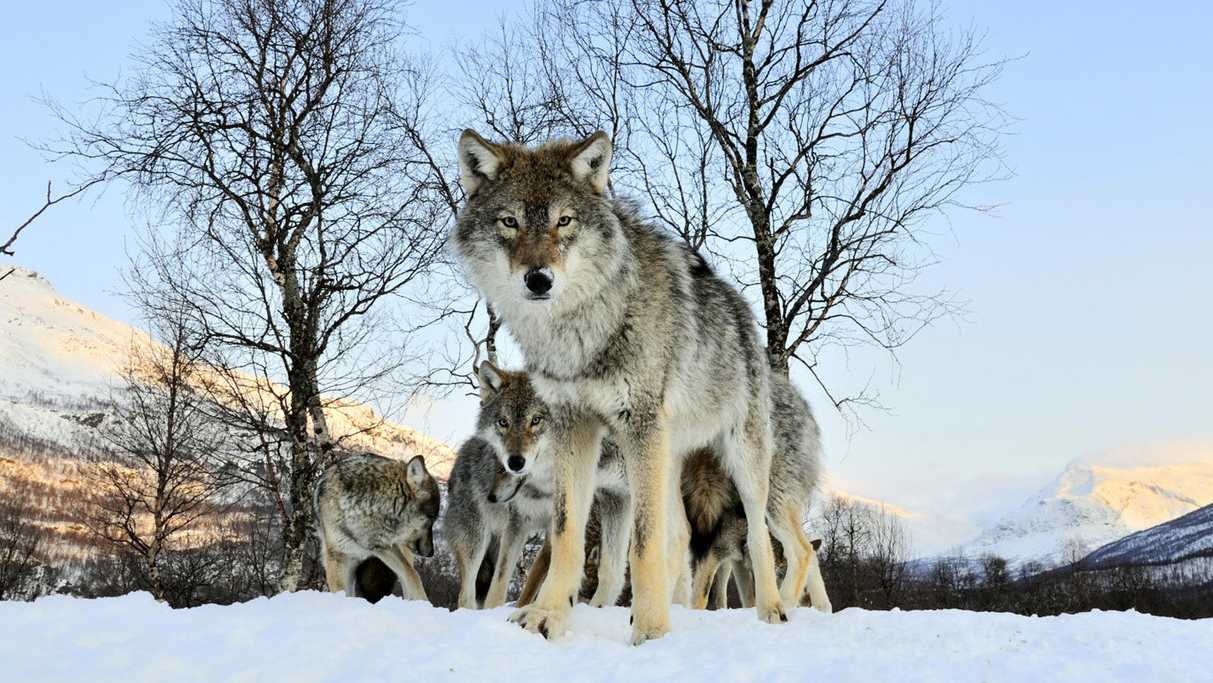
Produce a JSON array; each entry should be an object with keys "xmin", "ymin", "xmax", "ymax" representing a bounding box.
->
[
  {"xmin": 484, "ymin": 521, "xmax": 527, "ymax": 608},
  {"xmin": 515, "ymin": 538, "xmax": 550, "ymax": 607},
  {"xmin": 509, "ymin": 414, "xmax": 601, "ymax": 639},
  {"xmin": 621, "ymin": 419, "xmax": 673, "ymax": 645}
]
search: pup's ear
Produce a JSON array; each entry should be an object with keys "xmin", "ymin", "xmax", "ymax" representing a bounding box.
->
[
  {"xmin": 477, "ymin": 362, "xmax": 507, "ymax": 403},
  {"xmin": 458, "ymin": 129, "xmax": 505, "ymax": 197},
  {"xmin": 568, "ymin": 131, "xmax": 612, "ymax": 194},
  {"xmin": 405, "ymin": 455, "xmax": 429, "ymax": 491}
]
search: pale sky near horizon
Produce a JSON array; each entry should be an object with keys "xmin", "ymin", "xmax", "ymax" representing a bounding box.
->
[{"xmin": 2, "ymin": 1, "xmax": 1211, "ymax": 538}]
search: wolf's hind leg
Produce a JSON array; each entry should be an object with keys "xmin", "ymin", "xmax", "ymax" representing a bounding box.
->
[
  {"xmin": 733, "ymin": 558, "xmax": 756, "ymax": 608},
  {"xmin": 804, "ymin": 538, "xmax": 832, "ymax": 613},
  {"xmin": 712, "ymin": 561, "xmax": 733, "ymax": 609},
  {"xmin": 322, "ymin": 544, "xmax": 347, "ymax": 594},
  {"xmin": 722, "ymin": 426, "xmax": 786, "ymax": 624},
  {"xmin": 769, "ymin": 504, "xmax": 810, "ymax": 607},
  {"xmin": 374, "ymin": 546, "xmax": 428, "ymax": 603},
  {"xmin": 666, "ymin": 459, "xmax": 692, "ymax": 607},
  {"xmin": 590, "ymin": 490, "xmax": 631, "ymax": 607}
]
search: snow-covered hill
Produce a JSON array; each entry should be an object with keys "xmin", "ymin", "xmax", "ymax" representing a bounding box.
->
[
  {"xmin": 0, "ymin": 266, "xmax": 454, "ymax": 560},
  {"xmin": 0, "ymin": 266, "xmax": 453, "ymax": 464},
  {"xmin": 1080, "ymin": 502, "xmax": 1213, "ymax": 570},
  {"xmin": 2, "ymin": 593, "xmax": 1209, "ymax": 682},
  {"xmin": 960, "ymin": 452, "xmax": 1213, "ymax": 566}
]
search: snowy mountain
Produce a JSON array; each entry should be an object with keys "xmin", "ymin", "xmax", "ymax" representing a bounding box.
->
[
  {"xmin": 1079, "ymin": 502, "xmax": 1213, "ymax": 570},
  {"xmin": 0, "ymin": 266, "xmax": 454, "ymax": 560},
  {"xmin": 959, "ymin": 454, "xmax": 1213, "ymax": 566}
]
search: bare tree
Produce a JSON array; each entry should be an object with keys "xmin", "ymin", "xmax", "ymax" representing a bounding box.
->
[
  {"xmin": 1, "ymin": 180, "xmax": 103, "ymax": 282},
  {"xmin": 869, "ymin": 504, "xmax": 910, "ymax": 606},
  {"xmin": 0, "ymin": 497, "xmax": 44, "ymax": 600},
  {"xmin": 84, "ymin": 311, "xmax": 231, "ymax": 602},
  {"xmin": 505, "ymin": 0, "xmax": 1008, "ymax": 412},
  {"xmin": 47, "ymin": 0, "xmax": 449, "ymax": 590}
]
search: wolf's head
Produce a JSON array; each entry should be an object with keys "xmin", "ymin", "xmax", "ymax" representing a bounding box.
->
[
  {"xmin": 453, "ymin": 130, "xmax": 624, "ymax": 310},
  {"xmin": 475, "ymin": 362, "xmax": 551, "ymax": 478},
  {"xmin": 397, "ymin": 455, "xmax": 440, "ymax": 558}
]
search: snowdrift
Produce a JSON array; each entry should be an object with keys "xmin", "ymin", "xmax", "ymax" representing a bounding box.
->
[{"xmin": 2, "ymin": 593, "xmax": 1209, "ymax": 682}]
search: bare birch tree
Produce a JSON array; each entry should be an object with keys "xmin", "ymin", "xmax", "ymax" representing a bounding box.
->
[
  {"xmin": 1, "ymin": 180, "xmax": 102, "ymax": 282},
  {"xmin": 47, "ymin": 0, "xmax": 449, "ymax": 590},
  {"xmin": 502, "ymin": 0, "xmax": 1008, "ymax": 411},
  {"xmin": 85, "ymin": 311, "xmax": 230, "ymax": 602}
]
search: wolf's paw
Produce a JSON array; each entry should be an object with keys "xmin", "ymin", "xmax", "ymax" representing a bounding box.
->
[
  {"xmin": 588, "ymin": 587, "xmax": 618, "ymax": 608},
  {"xmin": 625, "ymin": 621, "xmax": 674, "ymax": 645},
  {"xmin": 757, "ymin": 602, "xmax": 788, "ymax": 624},
  {"xmin": 813, "ymin": 597, "xmax": 833, "ymax": 614},
  {"xmin": 508, "ymin": 603, "xmax": 570, "ymax": 640},
  {"xmin": 629, "ymin": 613, "xmax": 671, "ymax": 646}
]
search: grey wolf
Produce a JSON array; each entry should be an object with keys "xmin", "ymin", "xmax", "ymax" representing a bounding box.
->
[
  {"xmin": 444, "ymin": 363, "xmax": 631, "ymax": 610},
  {"xmin": 682, "ymin": 374, "xmax": 832, "ymax": 612},
  {"xmin": 454, "ymin": 130, "xmax": 786, "ymax": 644},
  {"xmin": 313, "ymin": 453, "xmax": 440, "ymax": 601}
]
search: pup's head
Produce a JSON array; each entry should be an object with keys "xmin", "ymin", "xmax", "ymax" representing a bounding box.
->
[
  {"xmin": 453, "ymin": 130, "xmax": 623, "ymax": 309},
  {"xmin": 475, "ymin": 362, "xmax": 550, "ymax": 478},
  {"xmin": 398, "ymin": 455, "xmax": 440, "ymax": 558}
]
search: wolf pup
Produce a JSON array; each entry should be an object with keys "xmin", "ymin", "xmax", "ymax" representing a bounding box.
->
[
  {"xmin": 454, "ymin": 130, "xmax": 786, "ymax": 644},
  {"xmin": 445, "ymin": 363, "xmax": 631, "ymax": 610},
  {"xmin": 682, "ymin": 373, "xmax": 833, "ymax": 613},
  {"xmin": 313, "ymin": 453, "xmax": 440, "ymax": 601}
]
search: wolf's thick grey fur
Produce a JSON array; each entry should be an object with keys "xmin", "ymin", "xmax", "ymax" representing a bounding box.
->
[
  {"xmin": 313, "ymin": 453, "xmax": 440, "ymax": 601},
  {"xmin": 683, "ymin": 373, "xmax": 832, "ymax": 612},
  {"xmin": 444, "ymin": 364, "xmax": 631, "ymax": 610},
  {"xmin": 454, "ymin": 130, "xmax": 786, "ymax": 644}
]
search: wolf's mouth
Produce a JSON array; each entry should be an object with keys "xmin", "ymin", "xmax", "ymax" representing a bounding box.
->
[{"xmin": 523, "ymin": 293, "xmax": 551, "ymax": 302}]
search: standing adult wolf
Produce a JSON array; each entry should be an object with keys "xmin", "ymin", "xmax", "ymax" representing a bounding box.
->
[{"xmin": 453, "ymin": 130, "xmax": 786, "ymax": 644}]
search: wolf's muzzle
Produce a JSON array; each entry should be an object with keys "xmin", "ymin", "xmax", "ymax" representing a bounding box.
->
[{"xmin": 524, "ymin": 266, "xmax": 553, "ymax": 297}]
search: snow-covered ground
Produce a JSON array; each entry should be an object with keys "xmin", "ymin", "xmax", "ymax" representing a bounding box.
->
[{"xmin": 2, "ymin": 593, "xmax": 1209, "ymax": 682}]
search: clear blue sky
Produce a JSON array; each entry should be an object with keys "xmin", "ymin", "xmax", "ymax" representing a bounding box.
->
[{"xmin": 3, "ymin": 1, "xmax": 1211, "ymax": 535}]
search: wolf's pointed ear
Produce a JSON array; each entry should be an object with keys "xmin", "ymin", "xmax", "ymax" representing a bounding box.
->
[
  {"xmin": 459, "ymin": 129, "xmax": 504, "ymax": 197},
  {"xmin": 476, "ymin": 362, "xmax": 507, "ymax": 403},
  {"xmin": 568, "ymin": 131, "xmax": 612, "ymax": 194},
  {"xmin": 405, "ymin": 455, "xmax": 429, "ymax": 491}
]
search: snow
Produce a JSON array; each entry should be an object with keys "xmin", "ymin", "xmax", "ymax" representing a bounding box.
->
[{"xmin": 1, "ymin": 593, "xmax": 1209, "ymax": 682}]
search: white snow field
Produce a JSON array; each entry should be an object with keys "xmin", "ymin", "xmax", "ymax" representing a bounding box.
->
[{"xmin": 2, "ymin": 593, "xmax": 1209, "ymax": 683}]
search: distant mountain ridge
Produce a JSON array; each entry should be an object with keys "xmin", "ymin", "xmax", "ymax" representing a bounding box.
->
[
  {"xmin": 1079, "ymin": 502, "xmax": 1213, "ymax": 570},
  {"xmin": 958, "ymin": 456, "xmax": 1213, "ymax": 566}
]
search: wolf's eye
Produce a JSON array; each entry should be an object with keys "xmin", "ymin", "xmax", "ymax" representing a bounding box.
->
[
  {"xmin": 556, "ymin": 216, "xmax": 573, "ymax": 227},
  {"xmin": 496, "ymin": 417, "xmax": 509, "ymax": 429},
  {"xmin": 500, "ymin": 216, "xmax": 519, "ymax": 229},
  {"xmin": 530, "ymin": 414, "xmax": 545, "ymax": 427}
]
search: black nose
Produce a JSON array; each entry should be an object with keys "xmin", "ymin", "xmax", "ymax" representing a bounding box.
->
[
  {"xmin": 524, "ymin": 267, "xmax": 553, "ymax": 296},
  {"xmin": 507, "ymin": 455, "xmax": 526, "ymax": 472},
  {"xmin": 487, "ymin": 492, "xmax": 498, "ymax": 503}
]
